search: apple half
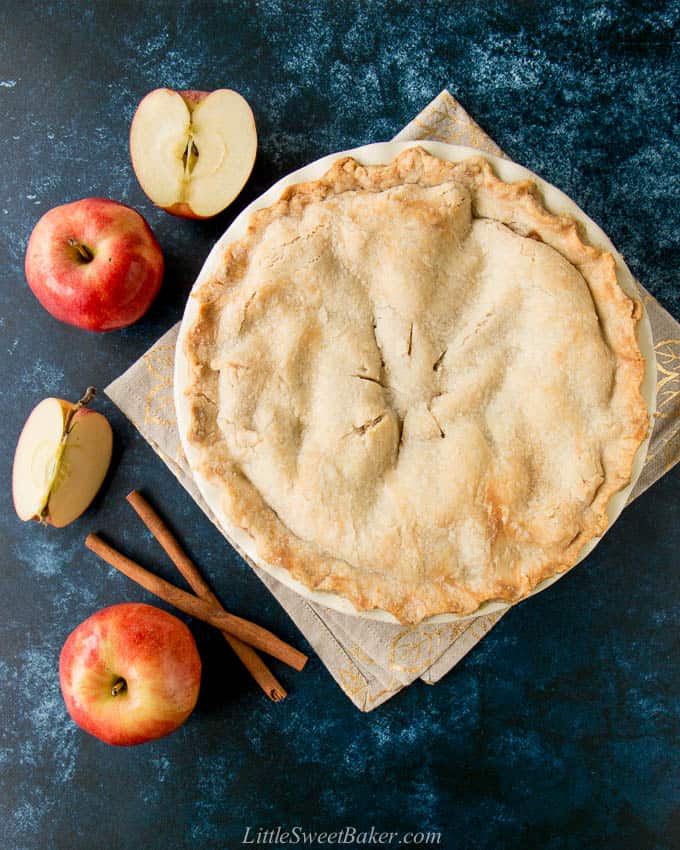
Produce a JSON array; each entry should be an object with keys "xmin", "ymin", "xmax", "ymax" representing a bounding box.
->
[
  {"xmin": 130, "ymin": 88, "xmax": 257, "ymax": 219},
  {"xmin": 13, "ymin": 388, "xmax": 113, "ymax": 528}
]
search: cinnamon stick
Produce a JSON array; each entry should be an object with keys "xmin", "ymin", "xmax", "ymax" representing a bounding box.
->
[
  {"xmin": 126, "ymin": 490, "xmax": 286, "ymax": 702},
  {"xmin": 85, "ymin": 533, "xmax": 307, "ymax": 672}
]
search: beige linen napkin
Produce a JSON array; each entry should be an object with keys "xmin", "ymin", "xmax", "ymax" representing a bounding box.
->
[{"xmin": 107, "ymin": 91, "xmax": 680, "ymax": 710}]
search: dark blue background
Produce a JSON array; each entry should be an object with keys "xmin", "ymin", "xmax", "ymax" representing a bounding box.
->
[{"xmin": 1, "ymin": 2, "xmax": 678, "ymax": 849}]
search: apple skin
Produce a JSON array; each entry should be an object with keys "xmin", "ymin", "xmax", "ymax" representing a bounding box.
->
[
  {"xmin": 25, "ymin": 198, "xmax": 164, "ymax": 331},
  {"xmin": 59, "ymin": 603, "xmax": 201, "ymax": 746}
]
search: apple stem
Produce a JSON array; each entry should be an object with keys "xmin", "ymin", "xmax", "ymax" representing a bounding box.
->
[
  {"xmin": 52, "ymin": 385, "xmax": 96, "ymax": 465},
  {"xmin": 61, "ymin": 386, "xmax": 96, "ymax": 438},
  {"xmin": 68, "ymin": 238, "xmax": 94, "ymax": 263},
  {"xmin": 76, "ymin": 386, "xmax": 97, "ymax": 409},
  {"xmin": 111, "ymin": 677, "xmax": 127, "ymax": 697}
]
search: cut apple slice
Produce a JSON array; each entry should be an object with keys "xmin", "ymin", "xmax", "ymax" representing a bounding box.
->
[
  {"xmin": 130, "ymin": 88, "xmax": 257, "ymax": 219},
  {"xmin": 13, "ymin": 389, "xmax": 113, "ymax": 528}
]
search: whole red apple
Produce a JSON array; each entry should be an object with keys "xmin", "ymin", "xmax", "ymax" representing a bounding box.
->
[
  {"xmin": 25, "ymin": 198, "xmax": 164, "ymax": 331},
  {"xmin": 59, "ymin": 603, "xmax": 201, "ymax": 746}
]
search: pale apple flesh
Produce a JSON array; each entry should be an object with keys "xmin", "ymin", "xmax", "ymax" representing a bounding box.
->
[
  {"xmin": 59, "ymin": 603, "xmax": 201, "ymax": 746},
  {"xmin": 130, "ymin": 88, "xmax": 257, "ymax": 218},
  {"xmin": 12, "ymin": 389, "xmax": 112, "ymax": 528},
  {"xmin": 12, "ymin": 398, "xmax": 67, "ymax": 521}
]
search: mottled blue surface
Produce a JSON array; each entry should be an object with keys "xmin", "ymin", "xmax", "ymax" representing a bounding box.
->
[{"xmin": 0, "ymin": 2, "xmax": 678, "ymax": 849}]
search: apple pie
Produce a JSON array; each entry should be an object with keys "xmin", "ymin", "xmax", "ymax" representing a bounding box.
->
[{"xmin": 182, "ymin": 147, "xmax": 648, "ymax": 623}]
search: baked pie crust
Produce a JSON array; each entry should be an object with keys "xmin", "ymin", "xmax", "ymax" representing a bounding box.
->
[{"xmin": 182, "ymin": 147, "xmax": 648, "ymax": 624}]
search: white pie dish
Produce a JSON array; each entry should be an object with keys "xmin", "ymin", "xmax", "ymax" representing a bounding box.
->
[{"xmin": 175, "ymin": 140, "xmax": 656, "ymax": 624}]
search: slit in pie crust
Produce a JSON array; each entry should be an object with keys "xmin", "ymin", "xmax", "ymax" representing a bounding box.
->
[{"xmin": 182, "ymin": 147, "xmax": 649, "ymax": 624}]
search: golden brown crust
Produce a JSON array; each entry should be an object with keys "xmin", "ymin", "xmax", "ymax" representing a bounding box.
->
[{"xmin": 182, "ymin": 147, "xmax": 648, "ymax": 624}]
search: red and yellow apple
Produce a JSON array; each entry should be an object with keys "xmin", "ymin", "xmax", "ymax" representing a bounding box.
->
[
  {"xmin": 59, "ymin": 603, "xmax": 201, "ymax": 746},
  {"xmin": 25, "ymin": 198, "xmax": 164, "ymax": 331},
  {"xmin": 129, "ymin": 88, "xmax": 257, "ymax": 219},
  {"xmin": 12, "ymin": 388, "xmax": 112, "ymax": 528}
]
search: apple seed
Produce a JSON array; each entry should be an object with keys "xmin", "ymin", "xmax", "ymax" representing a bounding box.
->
[{"xmin": 182, "ymin": 138, "xmax": 199, "ymax": 179}]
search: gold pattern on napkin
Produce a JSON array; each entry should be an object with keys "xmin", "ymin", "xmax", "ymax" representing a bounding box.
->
[{"xmin": 106, "ymin": 90, "xmax": 679, "ymax": 711}]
